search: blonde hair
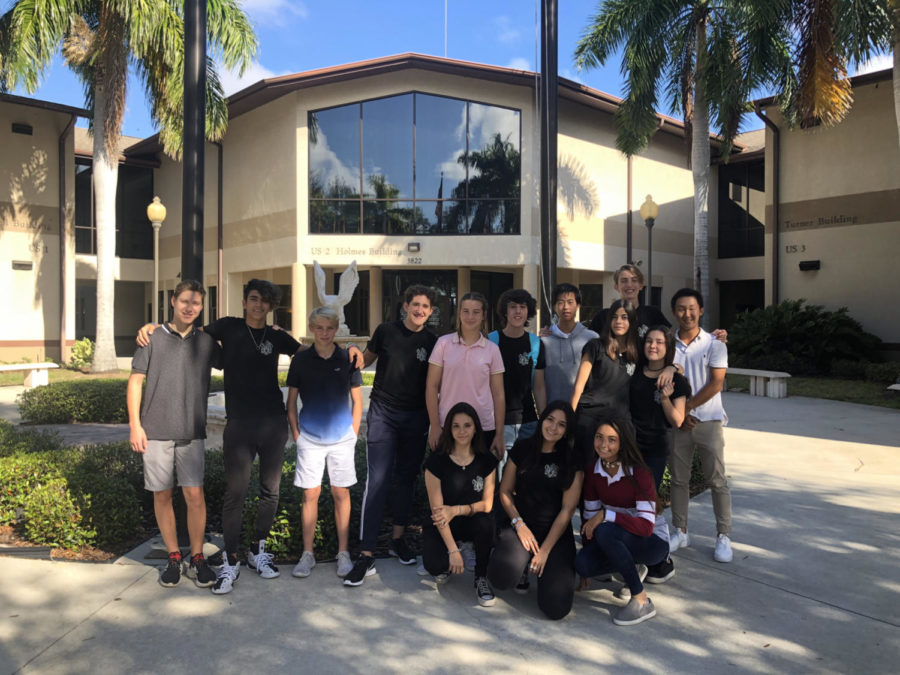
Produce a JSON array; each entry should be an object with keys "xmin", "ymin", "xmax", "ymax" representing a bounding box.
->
[{"xmin": 308, "ymin": 306, "xmax": 339, "ymax": 327}]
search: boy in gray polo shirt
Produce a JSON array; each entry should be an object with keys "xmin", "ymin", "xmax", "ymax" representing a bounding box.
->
[{"xmin": 128, "ymin": 280, "xmax": 221, "ymax": 587}]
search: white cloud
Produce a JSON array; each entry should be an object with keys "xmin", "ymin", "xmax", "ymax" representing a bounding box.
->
[
  {"xmin": 494, "ymin": 16, "xmax": 521, "ymax": 45},
  {"xmin": 219, "ymin": 61, "xmax": 289, "ymax": 96},
  {"xmin": 242, "ymin": 0, "xmax": 308, "ymax": 26},
  {"xmin": 560, "ymin": 69, "xmax": 586, "ymax": 85},
  {"xmin": 309, "ymin": 130, "xmax": 359, "ymax": 193},
  {"xmin": 506, "ymin": 57, "xmax": 531, "ymax": 72},
  {"xmin": 851, "ymin": 53, "xmax": 893, "ymax": 76}
]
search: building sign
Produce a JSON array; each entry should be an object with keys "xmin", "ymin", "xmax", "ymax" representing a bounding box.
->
[
  {"xmin": 778, "ymin": 189, "xmax": 900, "ymax": 232},
  {"xmin": 783, "ymin": 214, "xmax": 858, "ymax": 231}
]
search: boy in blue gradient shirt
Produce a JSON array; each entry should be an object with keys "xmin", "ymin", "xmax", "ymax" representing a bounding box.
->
[{"xmin": 286, "ymin": 306, "xmax": 362, "ymax": 581}]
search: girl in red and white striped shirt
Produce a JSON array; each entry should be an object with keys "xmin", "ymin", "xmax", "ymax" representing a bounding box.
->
[{"xmin": 575, "ymin": 418, "xmax": 668, "ymax": 626}]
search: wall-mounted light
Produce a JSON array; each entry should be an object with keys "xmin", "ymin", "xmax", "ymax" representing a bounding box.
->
[
  {"xmin": 799, "ymin": 260, "xmax": 821, "ymax": 271},
  {"xmin": 12, "ymin": 123, "xmax": 33, "ymax": 135},
  {"xmin": 12, "ymin": 260, "xmax": 33, "ymax": 270},
  {"xmin": 407, "ymin": 242, "xmax": 421, "ymax": 253}
]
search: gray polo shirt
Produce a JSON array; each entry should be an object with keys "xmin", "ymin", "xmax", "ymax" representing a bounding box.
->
[{"xmin": 131, "ymin": 324, "xmax": 221, "ymax": 440}]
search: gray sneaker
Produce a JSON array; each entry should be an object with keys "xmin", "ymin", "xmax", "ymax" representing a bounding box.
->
[
  {"xmin": 614, "ymin": 564, "xmax": 648, "ymax": 600},
  {"xmin": 336, "ymin": 551, "xmax": 353, "ymax": 578},
  {"xmin": 613, "ymin": 596, "xmax": 656, "ymax": 626},
  {"xmin": 292, "ymin": 551, "xmax": 316, "ymax": 578}
]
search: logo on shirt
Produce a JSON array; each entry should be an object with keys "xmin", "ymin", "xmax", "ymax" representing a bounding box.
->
[
  {"xmin": 518, "ymin": 352, "xmax": 531, "ymax": 366},
  {"xmin": 259, "ymin": 340, "xmax": 273, "ymax": 356},
  {"xmin": 472, "ymin": 475, "xmax": 484, "ymax": 493},
  {"xmin": 653, "ymin": 389, "xmax": 662, "ymax": 405},
  {"xmin": 416, "ymin": 347, "xmax": 428, "ymax": 362},
  {"xmin": 544, "ymin": 463, "xmax": 559, "ymax": 479},
  {"xmin": 637, "ymin": 324, "xmax": 649, "ymax": 338},
  {"xmin": 626, "ymin": 362, "xmax": 636, "ymax": 376}
]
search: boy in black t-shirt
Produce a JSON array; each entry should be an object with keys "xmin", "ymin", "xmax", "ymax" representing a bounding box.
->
[{"xmin": 344, "ymin": 286, "xmax": 439, "ymax": 587}]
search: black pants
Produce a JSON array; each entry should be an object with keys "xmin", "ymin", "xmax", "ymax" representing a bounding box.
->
[
  {"xmin": 488, "ymin": 525, "xmax": 576, "ymax": 620},
  {"xmin": 422, "ymin": 512, "xmax": 494, "ymax": 578},
  {"xmin": 221, "ymin": 415, "xmax": 288, "ymax": 554}
]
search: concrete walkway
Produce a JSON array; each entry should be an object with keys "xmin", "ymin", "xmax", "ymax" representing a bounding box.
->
[{"xmin": 1, "ymin": 392, "xmax": 898, "ymax": 673}]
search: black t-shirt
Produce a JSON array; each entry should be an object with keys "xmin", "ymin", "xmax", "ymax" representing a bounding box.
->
[
  {"xmin": 590, "ymin": 304, "xmax": 671, "ymax": 339},
  {"xmin": 496, "ymin": 332, "xmax": 546, "ymax": 424},
  {"xmin": 367, "ymin": 320, "xmax": 437, "ymax": 410},
  {"xmin": 509, "ymin": 441, "xmax": 575, "ymax": 530},
  {"xmin": 629, "ymin": 370, "xmax": 691, "ymax": 457},
  {"xmin": 205, "ymin": 317, "xmax": 300, "ymax": 419},
  {"xmin": 424, "ymin": 451, "xmax": 499, "ymax": 507},
  {"xmin": 577, "ymin": 338, "xmax": 633, "ymax": 420}
]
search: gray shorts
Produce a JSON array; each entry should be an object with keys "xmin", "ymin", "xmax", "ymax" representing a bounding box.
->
[{"xmin": 143, "ymin": 439, "xmax": 205, "ymax": 492}]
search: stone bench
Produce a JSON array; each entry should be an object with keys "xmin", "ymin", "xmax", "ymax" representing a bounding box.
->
[
  {"xmin": 0, "ymin": 362, "xmax": 59, "ymax": 387},
  {"xmin": 727, "ymin": 367, "xmax": 791, "ymax": 399}
]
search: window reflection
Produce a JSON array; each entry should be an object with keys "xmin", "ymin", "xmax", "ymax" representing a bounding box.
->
[{"xmin": 309, "ymin": 93, "xmax": 521, "ymax": 235}]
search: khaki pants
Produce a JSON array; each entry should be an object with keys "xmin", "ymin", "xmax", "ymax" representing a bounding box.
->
[{"xmin": 670, "ymin": 420, "xmax": 731, "ymax": 535}]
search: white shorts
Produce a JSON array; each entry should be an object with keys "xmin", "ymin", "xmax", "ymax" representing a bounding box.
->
[{"xmin": 294, "ymin": 430, "xmax": 358, "ymax": 489}]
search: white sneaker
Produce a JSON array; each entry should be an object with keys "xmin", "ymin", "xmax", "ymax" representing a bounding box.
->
[
  {"xmin": 292, "ymin": 551, "xmax": 316, "ymax": 578},
  {"xmin": 336, "ymin": 551, "xmax": 353, "ymax": 578},
  {"xmin": 211, "ymin": 560, "xmax": 240, "ymax": 595},
  {"xmin": 247, "ymin": 540, "xmax": 280, "ymax": 579},
  {"xmin": 714, "ymin": 534, "xmax": 733, "ymax": 563},
  {"xmin": 669, "ymin": 528, "xmax": 691, "ymax": 553},
  {"xmin": 459, "ymin": 541, "xmax": 476, "ymax": 572}
]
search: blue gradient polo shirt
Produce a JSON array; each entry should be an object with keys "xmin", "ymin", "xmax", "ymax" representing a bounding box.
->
[{"xmin": 286, "ymin": 345, "xmax": 362, "ymax": 443}]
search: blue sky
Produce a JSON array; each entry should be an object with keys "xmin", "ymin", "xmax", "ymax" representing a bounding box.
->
[{"xmin": 5, "ymin": 0, "xmax": 892, "ymax": 139}]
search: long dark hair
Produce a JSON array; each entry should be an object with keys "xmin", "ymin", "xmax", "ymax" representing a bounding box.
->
[
  {"xmin": 638, "ymin": 324, "xmax": 675, "ymax": 368},
  {"xmin": 600, "ymin": 299, "xmax": 639, "ymax": 364},
  {"xmin": 515, "ymin": 401, "xmax": 578, "ymax": 489},
  {"xmin": 593, "ymin": 417, "xmax": 652, "ymax": 499},
  {"xmin": 435, "ymin": 402, "xmax": 487, "ymax": 455}
]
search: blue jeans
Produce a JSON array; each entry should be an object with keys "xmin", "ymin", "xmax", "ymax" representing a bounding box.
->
[
  {"xmin": 575, "ymin": 523, "xmax": 668, "ymax": 596},
  {"xmin": 359, "ymin": 398, "xmax": 428, "ymax": 551},
  {"xmin": 499, "ymin": 421, "xmax": 539, "ymax": 477}
]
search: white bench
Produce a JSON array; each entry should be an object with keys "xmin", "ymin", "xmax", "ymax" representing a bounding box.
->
[
  {"xmin": 0, "ymin": 362, "xmax": 59, "ymax": 387},
  {"xmin": 888, "ymin": 384, "xmax": 900, "ymax": 393},
  {"xmin": 727, "ymin": 367, "xmax": 791, "ymax": 399}
]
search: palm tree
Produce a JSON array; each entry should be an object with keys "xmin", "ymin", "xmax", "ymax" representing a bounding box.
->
[
  {"xmin": 575, "ymin": 1, "xmax": 786, "ymax": 326},
  {"xmin": 0, "ymin": 1, "xmax": 256, "ymax": 371}
]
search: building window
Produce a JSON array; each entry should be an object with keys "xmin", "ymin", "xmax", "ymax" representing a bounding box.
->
[
  {"xmin": 74, "ymin": 159, "xmax": 155, "ymax": 259},
  {"xmin": 310, "ymin": 92, "xmax": 521, "ymax": 235},
  {"xmin": 579, "ymin": 284, "xmax": 604, "ymax": 325},
  {"xmin": 470, "ymin": 270, "xmax": 514, "ymax": 333},
  {"xmin": 718, "ymin": 159, "xmax": 764, "ymax": 259},
  {"xmin": 382, "ymin": 270, "xmax": 458, "ymax": 335}
]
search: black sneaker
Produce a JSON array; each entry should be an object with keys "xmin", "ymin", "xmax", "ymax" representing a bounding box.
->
[
  {"xmin": 159, "ymin": 552, "xmax": 183, "ymax": 588},
  {"xmin": 475, "ymin": 576, "xmax": 495, "ymax": 607},
  {"xmin": 515, "ymin": 572, "xmax": 530, "ymax": 594},
  {"xmin": 389, "ymin": 537, "xmax": 416, "ymax": 565},
  {"xmin": 185, "ymin": 553, "xmax": 217, "ymax": 588},
  {"xmin": 343, "ymin": 554, "xmax": 377, "ymax": 587},
  {"xmin": 645, "ymin": 558, "xmax": 675, "ymax": 584}
]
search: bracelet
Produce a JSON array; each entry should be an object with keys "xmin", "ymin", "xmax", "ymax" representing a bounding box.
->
[
  {"xmin": 514, "ymin": 520, "xmax": 526, "ymax": 530},
  {"xmin": 447, "ymin": 548, "xmax": 461, "ymax": 555}
]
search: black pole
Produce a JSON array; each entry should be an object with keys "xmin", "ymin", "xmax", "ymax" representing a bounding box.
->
[
  {"xmin": 626, "ymin": 156, "xmax": 633, "ymax": 263},
  {"xmin": 539, "ymin": 0, "xmax": 558, "ymax": 325},
  {"xmin": 182, "ymin": 0, "xmax": 206, "ymax": 284},
  {"xmin": 646, "ymin": 218, "xmax": 654, "ymax": 306}
]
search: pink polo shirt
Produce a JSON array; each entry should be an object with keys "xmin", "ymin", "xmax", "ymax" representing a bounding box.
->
[{"xmin": 429, "ymin": 333, "xmax": 505, "ymax": 430}]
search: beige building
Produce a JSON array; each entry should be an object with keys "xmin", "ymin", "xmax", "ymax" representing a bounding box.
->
[{"xmin": 4, "ymin": 55, "xmax": 896, "ymax": 362}]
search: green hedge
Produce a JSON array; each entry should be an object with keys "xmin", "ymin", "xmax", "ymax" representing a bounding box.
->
[{"xmin": 17, "ymin": 380, "xmax": 129, "ymax": 424}]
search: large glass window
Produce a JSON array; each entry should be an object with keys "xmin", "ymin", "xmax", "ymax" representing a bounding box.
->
[
  {"xmin": 74, "ymin": 159, "xmax": 154, "ymax": 259},
  {"xmin": 309, "ymin": 93, "xmax": 521, "ymax": 235},
  {"xmin": 718, "ymin": 159, "xmax": 764, "ymax": 259}
]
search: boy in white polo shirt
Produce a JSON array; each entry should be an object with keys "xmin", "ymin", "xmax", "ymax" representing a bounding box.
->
[{"xmin": 668, "ymin": 288, "xmax": 733, "ymax": 563}]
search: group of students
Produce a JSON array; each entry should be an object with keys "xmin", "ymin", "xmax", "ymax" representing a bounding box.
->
[{"xmin": 128, "ymin": 265, "xmax": 734, "ymax": 627}]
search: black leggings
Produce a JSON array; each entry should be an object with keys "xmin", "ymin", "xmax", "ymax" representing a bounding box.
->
[
  {"xmin": 221, "ymin": 415, "xmax": 288, "ymax": 554},
  {"xmin": 488, "ymin": 525, "xmax": 576, "ymax": 620},
  {"xmin": 422, "ymin": 512, "xmax": 494, "ymax": 578}
]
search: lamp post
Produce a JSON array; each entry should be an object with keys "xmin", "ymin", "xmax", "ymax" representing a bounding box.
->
[
  {"xmin": 639, "ymin": 195, "xmax": 659, "ymax": 306},
  {"xmin": 147, "ymin": 196, "xmax": 167, "ymax": 323}
]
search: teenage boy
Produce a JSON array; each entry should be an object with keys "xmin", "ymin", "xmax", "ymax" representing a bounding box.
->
[
  {"xmin": 136, "ymin": 279, "xmax": 364, "ymax": 595},
  {"xmin": 128, "ymin": 280, "xmax": 220, "ymax": 588},
  {"xmin": 589, "ymin": 265, "xmax": 668, "ymax": 338},
  {"xmin": 541, "ymin": 283, "xmax": 599, "ymax": 403},
  {"xmin": 489, "ymin": 288, "xmax": 547, "ymax": 465},
  {"xmin": 345, "ymin": 286, "xmax": 438, "ymax": 587},
  {"xmin": 668, "ymin": 288, "xmax": 733, "ymax": 563},
  {"xmin": 287, "ymin": 307, "xmax": 362, "ymax": 581}
]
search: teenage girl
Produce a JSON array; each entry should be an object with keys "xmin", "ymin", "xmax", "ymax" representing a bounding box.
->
[
  {"xmin": 575, "ymin": 419, "xmax": 668, "ymax": 626},
  {"xmin": 422, "ymin": 402, "xmax": 499, "ymax": 607},
  {"xmin": 487, "ymin": 401, "xmax": 584, "ymax": 620},
  {"xmin": 426, "ymin": 292, "xmax": 506, "ymax": 458}
]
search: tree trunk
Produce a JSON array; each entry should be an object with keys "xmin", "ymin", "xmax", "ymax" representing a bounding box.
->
[
  {"xmin": 692, "ymin": 21, "xmax": 711, "ymax": 330},
  {"xmin": 894, "ymin": 39, "xmax": 900, "ymax": 158},
  {"xmin": 90, "ymin": 82, "xmax": 120, "ymax": 373}
]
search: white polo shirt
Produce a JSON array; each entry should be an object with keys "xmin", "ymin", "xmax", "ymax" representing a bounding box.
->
[{"xmin": 673, "ymin": 328, "xmax": 728, "ymax": 425}]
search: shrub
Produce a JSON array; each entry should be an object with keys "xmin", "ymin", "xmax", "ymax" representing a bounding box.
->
[
  {"xmin": 865, "ymin": 361, "xmax": 900, "ymax": 383},
  {"xmin": 23, "ymin": 478, "xmax": 95, "ymax": 548},
  {"xmin": 68, "ymin": 337, "xmax": 95, "ymax": 370},
  {"xmin": 830, "ymin": 359, "xmax": 867, "ymax": 380},
  {"xmin": 0, "ymin": 419, "xmax": 61, "ymax": 457},
  {"xmin": 18, "ymin": 379, "xmax": 129, "ymax": 424},
  {"xmin": 728, "ymin": 299, "xmax": 882, "ymax": 375},
  {"xmin": 0, "ymin": 452, "xmax": 65, "ymax": 524}
]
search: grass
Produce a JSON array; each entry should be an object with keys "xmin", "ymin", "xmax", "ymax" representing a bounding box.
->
[
  {"xmin": 0, "ymin": 367, "xmax": 130, "ymax": 387},
  {"xmin": 725, "ymin": 374, "xmax": 900, "ymax": 410}
]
